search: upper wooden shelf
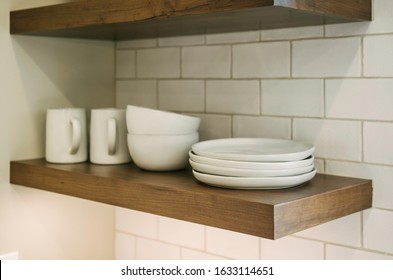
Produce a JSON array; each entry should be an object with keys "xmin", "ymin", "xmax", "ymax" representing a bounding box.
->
[
  {"xmin": 10, "ymin": 159, "xmax": 372, "ymax": 239},
  {"xmin": 10, "ymin": 0, "xmax": 372, "ymax": 41}
]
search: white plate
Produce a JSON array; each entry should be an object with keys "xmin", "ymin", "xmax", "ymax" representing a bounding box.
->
[
  {"xmin": 192, "ymin": 169, "xmax": 317, "ymax": 189},
  {"xmin": 192, "ymin": 138, "xmax": 314, "ymax": 162},
  {"xmin": 190, "ymin": 159, "xmax": 314, "ymax": 177},
  {"xmin": 189, "ymin": 151, "xmax": 314, "ymax": 170}
]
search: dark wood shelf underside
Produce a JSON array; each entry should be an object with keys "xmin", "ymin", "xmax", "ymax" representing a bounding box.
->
[{"xmin": 10, "ymin": 0, "xmax": 372, "ymax": 40}]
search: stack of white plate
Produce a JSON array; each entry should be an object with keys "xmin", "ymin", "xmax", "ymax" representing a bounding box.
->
[{"xmin": 189, "ymin": 138, "xmax": 316, "ymax": 190}]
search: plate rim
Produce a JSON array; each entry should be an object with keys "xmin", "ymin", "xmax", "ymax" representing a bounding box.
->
[
  {"xmin": 189, "ymin": 159, "xmax": 314, "ymax": 177},
  {"xmin": 191, "ymin": 138, "xmax": 314, "ymax": 162},
  {"xmin": 192, "ymin": 169, "xmax": 317, "ymax": 189},
  {"xmin": 189, "ymin": 152, "xmax": 315, "ymax": 170}
]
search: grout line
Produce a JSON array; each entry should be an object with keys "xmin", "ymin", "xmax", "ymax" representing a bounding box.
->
[
  {"xmin": 323, "ymin": 79, "xmax": 326, "ymax": 118},
  {"xmin": 361, "ymin": 121, "xmax": 365, "ymax": 162}
]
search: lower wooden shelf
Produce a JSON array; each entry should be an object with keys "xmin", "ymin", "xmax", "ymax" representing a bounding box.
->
[{"xmin": 10, "ymin": 158, "xmax": 372, "ymax": 240}]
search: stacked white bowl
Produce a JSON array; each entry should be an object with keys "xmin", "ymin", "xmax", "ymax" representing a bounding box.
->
[{"xmin": 126, "ymin": 105, "xmax": 200, "ymax": 171}]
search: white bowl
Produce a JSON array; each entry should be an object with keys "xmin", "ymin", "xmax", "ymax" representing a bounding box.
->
[
  {"xmin": 127, "ymin": 132, "xmax": 199, "ymax": 171},
  {"xmin": 126, "ymin": 105, "xmax": 200, "ymax": 135}
]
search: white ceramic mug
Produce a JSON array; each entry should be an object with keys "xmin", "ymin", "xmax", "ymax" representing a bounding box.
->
[
  {"xmin": 90, "ymin": 108, "xmax": 131, "ymax": 165},
  {"xmin": 46, "ymin": 108, "xmax": 87, "ymax": 164}
]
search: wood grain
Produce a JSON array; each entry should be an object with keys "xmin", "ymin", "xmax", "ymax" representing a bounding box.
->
[
  {"xmin": 10, "ymin": 159, "xmax": 372, "ymax": 239},
  {"xmin": 10, "ymin": 0, "xmax": 372, "ymax": 40}
]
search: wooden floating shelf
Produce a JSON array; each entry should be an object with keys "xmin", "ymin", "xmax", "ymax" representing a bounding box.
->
[
  {"xmin": 10, "ymin": 158, "xmax": 372, "ymax": 239},
  {"xmin": 10, "ymin": 0, "xmax": 372, "ymax": 40}
]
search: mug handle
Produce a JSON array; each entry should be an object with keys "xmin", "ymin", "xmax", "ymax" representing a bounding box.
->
[
  {"xmin": 69, "ymin": 118, "xmax": 81, "ymax": 155},
  {"xmin": 107, "ymin": 118, "xmax": 117, "ymax": 155}
]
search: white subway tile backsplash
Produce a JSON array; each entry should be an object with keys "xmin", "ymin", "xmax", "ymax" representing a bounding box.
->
[
  {"xmin": 292, "ymin": 38, "xmax": 361, "ymax": 77},
  {"xmin": 158, "ymin": 217, "xmax": 205, "ymax": 250},
  {"xmin": 363, "ymin": 209, "xmax": 393, "ymax": 254},
  {"xmin": 158, "ymin": 80, "xmax": 204, "ymax": 112},
  {"xmin": 364, "ymin": 122, "xmax": 393, "ymax": 165},
  {"xmin": 206, "ymin": 80, "xmax": 260, "ymax": 114},
  {"xmin": 364, "ymin": 35, "xmax": 393, "ymax": 77},
  {"xmin": 115, "ymin": 208, "xmax": 158, "ymax": 239},
  {"xmin": 261, "ymin": 236, "xmax": 324, "ymax": 260},
  {"xmin": 181, "ymin": 248, "xmax": 228, "ymax": 260},
  {"xmin": 261, "ymin": 79, "xmax": 324, "ymax": 117},
  {"xmin": 326, "ymin": 79, "xmax": 393, "ymax": 121},
  {"xmin": 206, "ymin": 30, "xmax": 259, "ymax": 44},
  {"xmin": 137, "ymin": 48, "xmax": 180, "ymax": 78},
  {"xmin": 326, "ymin": 245, "xmax": 393, "ymax": 260},
  {"xmin": 314, "ymin": 158, "xmax": 325, "ymax": 173},
  {"xmin": 116, "ymin": 80, "xmax": 157, "ymax": 108},
  {"xmin": 233, "ymin": 116, "xmax": 291, "ymax": 139},
  {"xmin": 182, "ymin": 46, "xmax": 231, "ymax": 78},
  {"xmin": 326, "ymin": 160, "xmax": 393, "ymax": 210},
  {"xmin": 115, "ymin": 232, "xmax": 136, "ymax": 260},
  {"xmin": 197, "ymin": 114, "xmax": 232, "ymax": 140},
  {"xmin": 233, "ymin": 42, "xmax": 290, "ymax": 78},
  {"xmin": 158, "ymin": 35, "xmax": 205, "ymax": 47},
  {"xmin": 206, "ymin": 227, "xmax": 260, "ymax": 259},
  {"xmin": 261, "ymin": 26, "xmax": 323, "ymax": 41},
  {"xmin": 295, "ymin": 213, "xmax": 362, "ymax": 247},
  {"xmin": 293, "ymin": 119, "xmax": 362, "ymax": 161},
  {"xmin": 116, "ymin": 50, "xmax": 136, "ymax": 79},
  {"xmin": 136, "ymin": 238, "xmax": 181, "ymax": 260},
  {"xmin": 117, "ymin": 38, "xmax": 157, "ymax": 49}
]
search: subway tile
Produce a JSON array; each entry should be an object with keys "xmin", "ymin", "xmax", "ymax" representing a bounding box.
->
[
  {"xmin": 115, "ymin": 208, "xmax": 158, "ymax": 239},
  {"xmin": 206, "ymin": 30, "xmax": 259, "ymax": 44},
  {"xmin": 181, "ymin": 248, "xmax": 228, "ymax": 260},
  {"xmin": 295, "ymin": 213, "xmax": 362, "ymax": 247},
  {"xmin": 182, "ymin": 46, "xmax": 230, "ymax": 78},
  {"xmin": 158, "ymin": 35, "xmax": 205, "ymax": 47},
  {"xmin": 136, "ymin": 238, "xmax": 181, "ymax": 260},
  {"xmin": 293, "ymin": 119, "xmax": 361, "ymax": 161},
  {"xmin": 116, "ymin": 50, "xmax": 136, "ymax": 79},
  {"xmin": 314, "ymin": 158, "xmax": 325, "ymax": 173},
  {"xmin": 116, "ymin": 80, "xmax": 157, "ymax": 108},
  {"xmin": 363, "ymin": 209, "xmax": 393, "ymax": 254},
  {"xmin": 233, "ymin": 116, "xmax": 291, "ymax": 139},
  {"xmin": 261, "ymin": 79, "xmax": 324, "ymax": 117},
  {"xmin": 158, "ymin": 217, "xmax": 205, "ymax": 250},
  {"xmin": 261, "ymin": 26, "xmax": 323, "ymax": 41},
  {"xmin": 137, "ymin": 48, "xmax": 180, "ymax": 78},
  {"xmin": 326, "ymin": 245, "xmax": 393, "ymax": 260},
  {"xmin": 206, "ymin": 227, "xmax": 260, "ymax": 259},
  {"xmin": 117, "ymin": 38, "xmax": 157, "ymax": 49},
  {"xmin": 324, "ymin": 22, "xmax": 370, "ymax": 38},
  {"xmin": 115, "ymin": 232, "xmax": 136, "ymax": 260},
  {"xmin": 364, "ymin": 35, "xmax": 393, "ymax": 77},
  {"xmin": 364, "ymin": 122, "xmax": 393, "ymax": 165},
  {"xmin": 326, "ymin": 79, "xmax": 393, "ymax": 121},
  {"xmin": 325, "ymin": 0, "xmax": 393, "ymax": 36},
  {"xmin": 260, "ymin": 236, "xmax": 324, "ymax": 260},
  {"xmin": 233, "ymin": 42, "xmax": 290, "ymax": 78},
  {"xmin": 292, "ymin": 38, "xmax": 361, "ymax": 77},
  {"xmin": 326, "ymin": 160, "xmax": 393, "ymax": 210},
  {"xmin": 197, "ymin": 114, "xmax": 232, "ymax": 140},
  {"xmin": 206, "ymin": 80, "xmax": 260, "ymax": 114},
  {"xmin": 158, "ymin": 80, "xmax": 204, "ymax": 112}
]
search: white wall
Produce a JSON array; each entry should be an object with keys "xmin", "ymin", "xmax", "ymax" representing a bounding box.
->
[
  {"xmin": 115, "ymin": 0, "xmax": 393, "ymax": 260},
  {"xmin": 0, "ymin": 0, "xmax": 115, "ymax": 259}
]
